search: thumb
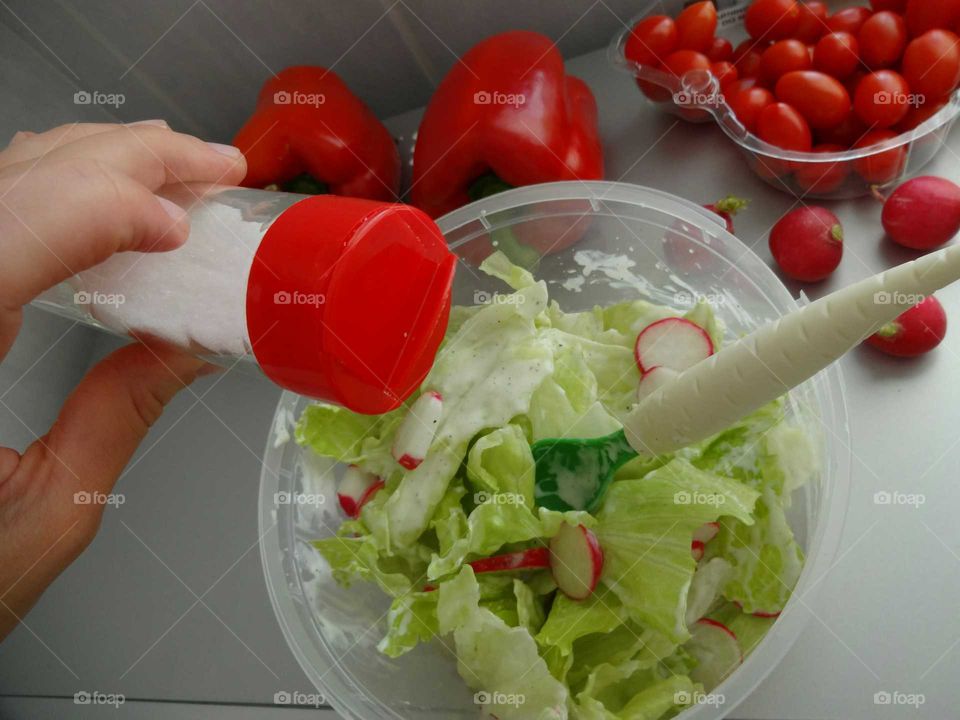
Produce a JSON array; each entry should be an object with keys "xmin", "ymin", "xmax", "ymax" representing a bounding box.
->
[
  {"xmin": 47, "ymin": 341, "xmax": 213, "ymax": 497},
  {"xmin": 0, "ymin": 341, "xmax": 213, "ymax": 637}
]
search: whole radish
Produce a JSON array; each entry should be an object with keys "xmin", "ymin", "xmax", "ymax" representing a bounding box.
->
[
  {"xmin": 770, "ymin": 207, "xmax": 844, "ymax": 282},
  {"xmin": 704, "ymin": 196, "xmax": 749, "ymax": 233},
  {"xmin": 881, "ymin": 176, "xmax": 960, "ymax": 251},
  {"xmin": 867, "ymin": 295, "xmax": 947, "ymax": 357}
]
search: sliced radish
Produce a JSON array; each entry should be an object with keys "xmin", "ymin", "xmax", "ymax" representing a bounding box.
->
[
  {"xmin": 691, "ymin": 540, "xmax": 706, "ymax": 562},
  {"xmin": 634, "ymin": 318, "xmax": 714, "ymax": 374},
  {"xmin": 691, "ymin": 522, "xmax": 720, "ymax": 560},
  {"xmin": 685, "ymin": 558, "xmax": 732, "ymax": 627},
  {"xmin": 733, "ymin": 600, "xmax": 782, "ymax": 619},
  {"xmin": 693, "ymin": 521, "xmax": 720, "ymax": 544},
  {"xmin": 549, "ymin": 523, "xmax": 604, "ymax": 601},
  {"xmin": 686, "ymin": 618, "xmax": 743, "ymax": 691},
  {"xmin": 636, "ymin": 366, "xmax": 680, "ymax": 404},
  {"xmin": 392, "ymin": 391, "xmax": 443, "ymax": 470},
  {"xmin": 337, "ymin": 465, "xmax": 384, "ymax": 518},
  {"xmin": 468, "ymin": 547, "xmax": 551, "ymax": 574}
]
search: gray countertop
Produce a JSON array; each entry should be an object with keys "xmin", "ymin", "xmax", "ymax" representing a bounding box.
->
[{"xmin": 2, "ymin": 45, "xmax": 960, "ymax": 720}]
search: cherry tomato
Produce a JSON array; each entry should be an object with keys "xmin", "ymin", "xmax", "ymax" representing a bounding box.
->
[
  {"xmin": 816, "ymin": 109, "xmax": 868, "ymax": 146},
  {"xmin": 795, "ymin": 144, "xmax": 851, "ymax": 193},
  {"xmin": 727, "ymin": 85, "xmax": 776, "ymax": 132},
  {"xmin": 760, "ymin": 39, "xmax": 813, "ymax": 84},
  {"xmin": 844, "ymin": 69, "xmax": 867, "ymax": 96},
  {"xmin": 733, "ymin": 40, "xmax": 766, "ymax": 79},
  {"xmin": 902, "ymin": 30, "xmax": 960, "ymax": 100},
  {"xmin": 707, "ymin": 36, "xmax": 734, "ymax": 62},
  {"xmin": 625, "ymin": 15, "xmax": 678, "ymax": 67},
  {"xmin": 794, "ymin": 2, "xmax": 829, "ymax": 44},
  {"xmin": 858, "ymin": 11, "xmax": 908, "ymax": 67},
  {"xmin": 826, "ymin": 7, "xmax": 873, "ymax": 35},
  {"xmin": 776, "ymin": 70, "xmax": 852, "ymax": 128},
  {"xmin": 723, "ymin": 77, "xmax": 761, "ymax": 96},
  {"xmin": 814, "ymin": 31, "xmax": 861, "ymax": 79},
  {"xmin": 871, "ymin": 0, "xmax": 906, "ymax": 12},
  {"xmin": 710, "ymin": 61, "xmax": 740, "ymax": 88},
  {"xmin": 746, "ymin": 0, "xmax": 801, "ymax": 41},
  {"xmin": 905, "ymin": 0, "xmax": 960, "ymax": 38},
  {"xmin": 661, "ymin": 49, "xmax": 712, "ymax": 79},
  {"xmin": 898, "ymin": 98, "xmax": 948, "ymax": 131},
  {"xmin": 676, "ymin": 1, "xmax": 719, "ymax": 52},
  {"xmin": 853, "ymin": 70, "xmax": 913, "ymax": 126},
  {"xmin": 758, "ymin": 102, "xmax": 814, "ymax": 151},
  {"xmin": 853, "ymin": 129, "xmax": 907, "ymax": 183}
]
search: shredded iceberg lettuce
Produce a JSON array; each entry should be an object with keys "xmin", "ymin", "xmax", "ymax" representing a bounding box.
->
[{"xmin": 296, "ymin": 252, "xmax": 817, "ymax": 720}]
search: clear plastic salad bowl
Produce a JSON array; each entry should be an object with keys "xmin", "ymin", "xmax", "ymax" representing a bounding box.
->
[
  {"xmin": 258, "ymin": 181, "xmax": 851, "ymax": 719},
  {"xmin": 608, "ymin": 0, "xmax": 960, "ymax": 199}
]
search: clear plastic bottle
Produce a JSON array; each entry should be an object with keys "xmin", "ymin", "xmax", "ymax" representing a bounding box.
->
[{"xmin": 34, "ymin": 184, "xmax": 456, "ymax": 414}]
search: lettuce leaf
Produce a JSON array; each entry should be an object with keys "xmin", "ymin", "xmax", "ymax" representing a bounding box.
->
[
  {"xmin": 595, "ymin": 458, "xmax": 759, "ymax": 643},
  {"xmin": 437, "ymin": 567, "xmax": 568, "ymax": 719},
  {"xmin": 295, "ymin": 405, "xmax": 401, "ymax": 478},
  {"xmin": 378, "ymin": 591, "xmax": 439, "ymax": 657},
  {"xmin": 386, "ymin": 279, "xmax": 553, "ymax": 548},
  {"xmin": 536, "ymin": 587, "xmax": 626, "ymax": 657},
  {"xmin": 311, "ymin": 534, "xmax": 420, "ymax": 597},
  {"xmin": 427, "ymin": 501, "xmax": 543, "ymax": 579},
  {"xmin": 466, "ymin": 424, "xmax": 535, "ymax": 505},
  {"xmin": 716, "ymin": 487, "xmax": 804, "ymax": 615}
]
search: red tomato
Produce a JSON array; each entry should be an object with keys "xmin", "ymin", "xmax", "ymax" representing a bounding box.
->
[
  {"xmin": 794, "ymin": 1, "xmax": 829, "ymax": 44},
  {"xmin": 723, "ymin": 77, "xmax": 761, "ymax": 96},
  {"xmin": 795, "ymin": 144, "xmax": 851, "ymax": 193},
  {"xmin": 902, "ymin": 30, "xmax": 960, "ymax": 100},
  {"xmin": 826, "ymin": 7, "xmax": 873, "ymax": 35},
  {"xmin": 710, "ymin": 61, "xmax": 740, "ymax": 88},
  {"xmin": 853, "ymin": 129, "xmax": 908, "ymax": 183},
  {"xmin": 816, "ymin": 109, "xmax": 868, "ymax": 146},
  {"xmin": 733, "ymin": 40, "xmax": 766, "ymax": 78},
  {"xmin": 661, "ymin": 49, "xmax": 712, "ymax": 78},
  {"xmin": 898, "ymin": 99, "xmax": 948, "ymax": 131},
  {"xmin": 760, "ymin": 39, "xmax": 813, "ymax": 84},
  {"xmin": 854, "ymin": 70, "xmax": 913, "ymax": 126},
  {"xmin": 905, "ymin": 0, "xmax": 960, "ymax": 37},
  {"xmin": 707, "ymin": 36, "xmax": 734, "ymax": 62},
  {"xmin": 676, "ymin": 1, "xmax": 719, "ymax": 52},
  {"xmin": 746, "ymin": 0, "xmax": 801, "ymax": 41},
  {"xmin": 858, "ymin": 11, "xmax": 908, "ymax": 67},
  {"xmin": 776, "ymin": 70, "xmax": 852, "ymax": 128},
  {"xmin": 871, "ymin": 0, "xmax": 906, "ymax": 11},
  {"xmin": 757, "ymin": 102, "xmax": 814, "ymax": 151},
  {"xmin": 727, "ymin": 85, "xmax": 776, "ymax": 132},
  {"xmin": 814, "ymin": 31, "xmax": 861, "ymax": 79},
  {"xmin": 625, "ymin": 16, "xmax": 678, "ymax": 67}
]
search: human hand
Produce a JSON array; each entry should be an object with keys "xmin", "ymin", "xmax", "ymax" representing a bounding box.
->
[{"xmin": 0, "ymin": 121, "xmax": 246, "ymax": 640}]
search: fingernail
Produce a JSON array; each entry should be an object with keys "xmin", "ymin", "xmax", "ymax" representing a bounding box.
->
[
  {"xmin": 127, "ymin": 119, "xmax": 169, "ymax": 128},
  {"xmin": 207, "ymin": 142, "xmax": 243, "ymax": 159},
  {"xmin": 156, "ymin": 196, "xmax": 187, "ymax": 225}
]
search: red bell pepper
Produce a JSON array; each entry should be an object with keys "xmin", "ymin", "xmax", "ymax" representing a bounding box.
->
[
  {"xmin": 234, "ymin": 66, "xmax": 400, "ymax": 201},
  {"xmin": 411, "ymin": 31, "xmax": 604, "ymax": 220}
]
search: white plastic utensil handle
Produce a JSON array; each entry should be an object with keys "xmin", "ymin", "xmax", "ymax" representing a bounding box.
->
[{"xmin": 625, "ymin": 243, "xmax": 960, "ymax": 455}]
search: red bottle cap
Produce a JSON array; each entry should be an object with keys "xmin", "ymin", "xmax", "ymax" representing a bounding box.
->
[{"xmin": 246, "ymin": 195, "xmax": 456, "ymax": 414}]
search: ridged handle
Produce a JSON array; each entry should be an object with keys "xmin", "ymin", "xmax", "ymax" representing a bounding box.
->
[{"xmin": 625, "ymin": 243, "xmax": 960, "ymax": 455}]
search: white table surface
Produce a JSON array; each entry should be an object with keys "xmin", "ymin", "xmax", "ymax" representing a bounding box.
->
[{"xmin": 2, "ymin": 46, "xmax": 960, "ymax": 720}]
